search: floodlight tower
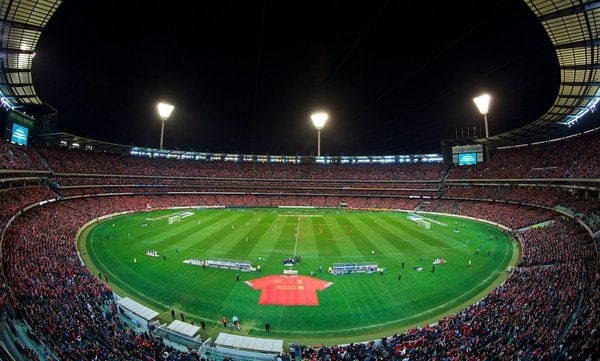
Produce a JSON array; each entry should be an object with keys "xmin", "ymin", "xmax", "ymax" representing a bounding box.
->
[
  {"xmin": 473, "ymin": 93, "xmax": 491, "ymax": 160},
  {"xmin": 473, "ymin": 94, "xmax": 491, "ymax": 138},
  {"xmin": 157, "ymin": 102, "xmax": 174, "ymax": 150},
  {"xmin": 311, "ymin": 112, "xmax": 328, "ymax": 157}
]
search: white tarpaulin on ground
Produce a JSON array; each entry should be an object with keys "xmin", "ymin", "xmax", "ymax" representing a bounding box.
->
[{"xmin": 215, "ymin": 333, "xmax": 283, "ymax": 354}]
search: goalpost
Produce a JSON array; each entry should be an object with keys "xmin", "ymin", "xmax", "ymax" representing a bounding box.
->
[
  {"xmin": 168, "ymin": 215, "xmax": 181, "ymax": 225},
  {"xmin": 418, "ymin": 220, "xmax": 431, "ymax": 229}
]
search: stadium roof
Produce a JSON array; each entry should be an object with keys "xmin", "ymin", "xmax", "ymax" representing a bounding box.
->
[
  {"xmin": 1, "ymin": 0, "xmax": 599, "ymax": 149},
  {"xmin": 0, "ymin": 0, "xmax": 60, "ymax": 118},
  {"xmin": 34, "ymin": 132, "xmax": 444, "ymax": 165},
  {"xmin": 474, "ymin": 0, "xmax": 600, "ymax": 148},
  {"xmin": 34, "ymin": 131, "xmax": 133, "ymax": 153}
]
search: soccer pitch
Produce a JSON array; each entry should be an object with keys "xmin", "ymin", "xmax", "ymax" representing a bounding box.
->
[{"xmin": 81, "ymin": 207, "xmax": 517, "ymax": 345}]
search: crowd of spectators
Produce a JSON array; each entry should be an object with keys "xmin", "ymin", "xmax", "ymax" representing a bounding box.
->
[
  {"xmin": 0, "ymin": 133, "xmax": 598, "ymax": 360},
  {"xmin": 53, "ymin": 177, "xmax": 439, "ymax": 199},
  {"xmin": 34, "ymin": 145, "xmax": 447, "ymax": 181},
  {"xmin": 2, "ymin": 137, "xmax": 597, "ymax": 231},
  {"xmin": 2, "ymin": 197, "xmax": 202, "ymax": 360},
  {"xmin": 417, "ymin": 199, "xmax": 556, "ymax": 230},
  {"xmin": 0, "ymin": 185, "xmax": 56, "ymax": 227},
  {"xmin": 297, "ymin": 218, "xmax": 598, "ymax": 360},
  {"xmin": 442, "ymin": 185, "xmax": 562, "ymax": 208},
  {"xmin": 565, "ymin": 131, "xmax": 600, "ymax": 178},
  {"xmin": 0, "ymin": 140, "xmax": 47, "ymax": 171},
  {"xmin": 33, "ymin": 138, "xmax": 599, "ymax": 224},
  {"xmin": 0, "ymin": 192, "xmax": 596, "ymax": 360},
  {"xmin": 447, "ymin": 130, "xmax": 600, "ymax": 180},
  {"xmin": 556, "ymin": 194, "xmax": 600, "ymax": 232}
]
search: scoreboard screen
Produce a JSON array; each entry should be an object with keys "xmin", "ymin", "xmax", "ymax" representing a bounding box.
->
[
  {"xmin": 11, "ymin": 123, "xmax": 29, "ymax": 146},
  {"xmin": 3, "ymin": 109, "xmax": 34, "ymax": 146},
  {"xmin": 457, "ymin": 152, "xmax": 477, "ymax": 165},
  {"xmin": 452, "ymin": 144, "xmax": 483, "ymax": 165}
]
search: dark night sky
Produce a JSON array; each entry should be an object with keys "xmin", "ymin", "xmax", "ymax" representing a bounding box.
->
[{"xmin": 32, "ymin": 0, "xmax": 560, "ymax": 156}]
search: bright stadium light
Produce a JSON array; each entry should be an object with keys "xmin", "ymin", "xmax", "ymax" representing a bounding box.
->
[
  {"xmin": 157, "ymin": 102, "xmax": 175, "ymax": 150},
  {"xmin": 311, "ymin": 112, "xmax": 328, "ymax": 157},
  {"xmin": 473, "ymin": 94, "xmax": 491, "ymax": 138}
]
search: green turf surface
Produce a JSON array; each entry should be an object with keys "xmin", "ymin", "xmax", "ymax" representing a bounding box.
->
[{"xmin": 80, "ymin": 207, "xmax": 517, "ymax": 345}]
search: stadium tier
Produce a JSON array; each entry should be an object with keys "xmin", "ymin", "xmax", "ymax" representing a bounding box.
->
[{"xmin": 0, "ymin": 136, "xmax": 598, "ymax": 360}]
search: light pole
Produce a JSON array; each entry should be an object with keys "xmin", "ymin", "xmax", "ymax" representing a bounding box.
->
[
  {"xmin": 472, "ymin": 94, "xmax": 491, "ymax": 138},
  {"xmin": 473, "ymin": 94, "xmax": 491, "ymax": 160},
  {"xmin": 157, "ymin": 102, "xmax": 174, "ymax": 150},
  {"xmin": 311, "ymin": 112, "xmax": 328, "ymax": 157}
]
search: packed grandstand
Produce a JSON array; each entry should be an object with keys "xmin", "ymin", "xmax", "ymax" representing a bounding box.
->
[
  {"xmin": 1, "ymin": 0, "xmax": 600, "ymax": 359},
  {"xmin": 0, "ymin": 132, "xmax": 599, "ymax": 360}
]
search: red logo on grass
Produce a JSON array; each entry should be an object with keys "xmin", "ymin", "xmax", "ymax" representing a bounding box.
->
[{"xmin": 245, "ymin": 275, "xmax": 333, "ymax": 306}]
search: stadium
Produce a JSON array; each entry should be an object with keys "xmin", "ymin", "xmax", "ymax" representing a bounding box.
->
[{"xmin": 0, "ymin": 1, "xmax": 599, "ymax": 361}]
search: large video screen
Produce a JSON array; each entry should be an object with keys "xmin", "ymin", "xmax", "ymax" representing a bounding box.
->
[
  {"xmin": 452, "ymin": 144, "xmax": 484, "ymax": 164},
  {"xmin": 457, "ymin": 152, "xmax": 477, "ymax": 165},
  {"xmin": 11, "ymin": 123, "xmax": 29, "ymax": 146}
]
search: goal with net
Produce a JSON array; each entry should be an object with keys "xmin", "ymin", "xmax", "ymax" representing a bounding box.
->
[
  {"xmin": 168, "ymin": 215, "xmax": 181, "ymax": 225},
  {"xmin": 418, "ymin": 220, "xmax": 431, "ymax": 229}
]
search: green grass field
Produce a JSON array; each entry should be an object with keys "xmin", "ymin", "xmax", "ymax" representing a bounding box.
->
[{"xmin": 80, "ymin": 207, "xmax": 517, "ymax": 346}]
